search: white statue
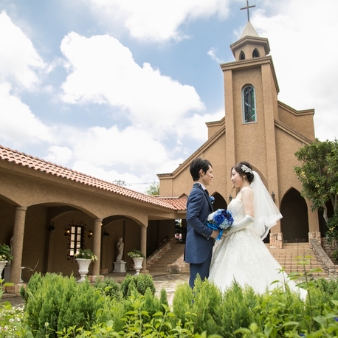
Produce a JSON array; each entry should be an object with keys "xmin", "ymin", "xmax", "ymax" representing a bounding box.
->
[{"xmin": 116, "ymin": 238, "xmax": 124, "ymax": 262}]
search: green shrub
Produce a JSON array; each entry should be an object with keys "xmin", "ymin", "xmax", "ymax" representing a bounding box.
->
[
  {"xmin": 172, "ymin": 276, "xmax": 223, "ymax": 335},
  {"xmin": 251, "ymin": 285, "xmax": 308, "ymax": 336},
  {"xmin": 120, "ymin": 273, "xmax": 156, "ymax": 298},
  {"xmin": 24, "ymin": 273, "xmax": 107, "ymax": 336},
  {"xmin": 94, "ymin": 276, "xmax": 121, "ymax": 300},
  {"xmin": 332, "ymin": 250, "xmax": 338, "ymax": 263},
  {"xmin": 216, "ymin": 281, "xmax": 261, "ymax": 337},
  {"xmin": 190, "ymin": 276, "xmax": 223, "ymax": 335},
  {"xmin": 160, "ymin": 288, "xmax": 169, "ymax": 308},
  {"xmin": 172, "ymin": 280, "xmax": 194, "ymax": 324},
  {"xmin": 20, "ymin": 272, "xmax": 44, "ymax": 303}
]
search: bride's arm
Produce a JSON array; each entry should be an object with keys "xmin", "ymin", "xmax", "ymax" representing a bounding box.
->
[
  {"xmin": 223, "ymin": 188, "xmax": 255, "ymax": 236},
  {"xmin": 242, "ymin": 187, "xmax": 254, "ymax": 217}
]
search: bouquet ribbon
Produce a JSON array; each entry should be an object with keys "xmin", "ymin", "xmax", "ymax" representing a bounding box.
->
[{"xmin": 207, "ymin": 222, "xmax": 224, "ymax": 240}]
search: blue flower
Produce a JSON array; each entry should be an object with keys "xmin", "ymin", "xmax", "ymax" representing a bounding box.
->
[
  {"xmin": 207, "ymin": 208, "xmax": 234, "ymax": 240},
  {"xmin": 209, "ymin": 196, "xmax": 215, "ymax": 204},
  {"xmin": 213, "ymin": 210, "xmax": 225, "ymax": 224}
]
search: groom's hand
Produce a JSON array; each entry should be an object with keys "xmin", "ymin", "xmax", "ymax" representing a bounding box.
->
[{"xmin": 210, "ymin": 230, "xmax": 219, "ymax": 239}]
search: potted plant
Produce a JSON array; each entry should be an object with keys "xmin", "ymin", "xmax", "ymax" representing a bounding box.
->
[
  {"xmin": 0, "ymin": 244, "xmax": 13, "ymax": 278},
  {"xmin": 127, "ymin": 249, "xmax": 145, "ymax": 275},
  {"xmin": 74, "ymin": 248, "xmax": 97, "ymax": 282}
]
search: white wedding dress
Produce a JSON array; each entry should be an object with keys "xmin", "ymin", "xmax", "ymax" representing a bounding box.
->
[{"xmin": 209, "ymin": 198, "xmax": 307, "ymax": 300}]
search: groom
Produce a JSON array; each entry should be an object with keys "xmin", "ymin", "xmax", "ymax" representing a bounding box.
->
[{"xmin": 184, "ymin": 158, "xmax": 219, "ymax": 288}]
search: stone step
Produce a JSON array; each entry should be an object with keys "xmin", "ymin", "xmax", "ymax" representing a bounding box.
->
[{"xmin": 148, "ymin": 241, "xmax": 328, "ymax": 278}]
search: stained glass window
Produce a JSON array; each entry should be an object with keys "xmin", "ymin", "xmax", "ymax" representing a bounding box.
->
[{"xmin": 242, "ymin": 85, "xmax": 256, "ymax": 123}]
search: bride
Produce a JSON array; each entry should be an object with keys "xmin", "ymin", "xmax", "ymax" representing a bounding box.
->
[{"xmin": 208, "ymin": 161, "xmax": 307, "ymax": 300}]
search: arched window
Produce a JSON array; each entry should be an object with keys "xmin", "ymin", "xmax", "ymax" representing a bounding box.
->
[
  {"xmin": 239, "ymin": 51, "xmax": 245, "ymax": 60},
  {"xmin": 242, "ymin": 85, "xmax": 256, "ymax": 123},
  {"xmin": 252, "ymin": 48, "xmax": 260, "ymax": 58}
]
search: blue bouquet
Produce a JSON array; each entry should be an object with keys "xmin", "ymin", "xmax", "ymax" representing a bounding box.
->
[{"xmin": 207, "ymin": 209, "xmax": 234, "ymax": 240}]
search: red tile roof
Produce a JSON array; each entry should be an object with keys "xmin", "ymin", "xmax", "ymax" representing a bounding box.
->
[
  {"xmin": 156, "ymin": 195, "xmax": 188, "ymax": 210},
  {"xmin": 0, "ymin": 145, "xmax": 187, "ymax": 211}
]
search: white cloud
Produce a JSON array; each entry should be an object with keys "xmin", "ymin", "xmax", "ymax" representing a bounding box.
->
[
  {"xmin": 85, "ymin": 0, "xmax": 230, "ymax": 42},
  {"xmin": 65, "ymin": 124, "xmax": 188, "ymax": 189},
  {"xmin": 207, "ymin": 48, "xmax": 222, "ymax": 63},
  {"xmin": 0, "ymin": 83, "xmax": 53, "ymax": 147},
  {"xmin": 72, "ymin": 125, "xmax": 171, "ymax": 170},
  {"xmin": 45, "ymin": 146, "xmax": 73, "ymax": 166},
  {"xmin": 0, "ymin": 11, "xmax": 46, "ymax": 90},
  {"xmin": 72, "ymin": 160, "xmax": 157, "ymax": 193},
  {"xmin": 251, "ymin": 0, "xmax": 338, "ymax": 140},
  {"xmin": 60, "ymin": 32, "xmax": 205, "ymax": 139},
  {"xmin": 0, "ymin": 11, "xmax": 54, "ymax": 149},
  {"xmin": 177, "ymin": 109, "xmax": 224, "ymax": 143}
]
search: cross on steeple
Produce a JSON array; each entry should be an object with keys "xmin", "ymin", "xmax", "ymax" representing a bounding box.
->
[{"xmin": 240, "ymin": 0, "xmax": 256, "ymax": 22}]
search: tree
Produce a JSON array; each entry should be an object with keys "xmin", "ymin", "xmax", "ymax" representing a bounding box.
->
[
  {"xmin": 294, "ymin": 139, "xmax": 338, "ymax": 243},
  {"xmin": 145, "ymin": 182, "xmax": 159, "ymax": 196}
]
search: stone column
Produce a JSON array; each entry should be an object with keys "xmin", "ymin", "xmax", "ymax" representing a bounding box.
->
[
  {"xmin": 10, "ymin": 206, "xmax": 27, "ymax": 284},
  {"xmin": 141, "ymin": 224, "xmax": 148, "ymax": 273},
  {"xmin": 92, "ymin": 218, "xmax": 102, "ymax": 278}
]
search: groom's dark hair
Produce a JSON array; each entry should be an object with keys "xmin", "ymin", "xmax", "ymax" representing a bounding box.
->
[{"xmin": 190, "ymin": 158, "xmax": 212, "ymax": 181}]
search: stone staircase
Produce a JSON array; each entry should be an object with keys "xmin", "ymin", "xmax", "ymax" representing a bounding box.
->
[
  {"xmin": 267, "ymin": 242, "xmax": 327, "ymax": 278},
  {"xmin": 147, "ymin": 241, "xmax": 188, "ymax": 274},
  {"xmin": 148, "ymin": 241, "xmax": 328, "ymax": 278}
]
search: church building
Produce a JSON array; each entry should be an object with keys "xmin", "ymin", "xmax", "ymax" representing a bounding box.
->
[{"xmin": 158, "ymin": 20, "xmax": 319, "ymax": 247}]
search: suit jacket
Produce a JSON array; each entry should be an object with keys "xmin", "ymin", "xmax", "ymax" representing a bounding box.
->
[{"xmin": 184, "ymin": 183, "xmax": 214, "ymax": 264}]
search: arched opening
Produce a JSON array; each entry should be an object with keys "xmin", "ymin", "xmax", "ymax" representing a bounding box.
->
[
  {"xmin": 252, "ymin": 48, "xmax": 260, "ymax": 58},
  {"xmin": 239, "ymin": 50, "xmax": 245, "ymax": 60},
  {"xmin": 102, "ymin": 216, "xmax": 144, "ymax": 273},
  {"xmin": 213, "ymin": 192, "xmax": 228, "ymax": 210},
  {"xmin": 280, "ymin": 188, "xmax": 309, "ymax": 242},
  {"xmin": 47, "ymin": 209, "xmax": 95, "ymax": 276},
  {"xmin": 0, "ymin": 195, "xmax": 17, "ymax": 246}
]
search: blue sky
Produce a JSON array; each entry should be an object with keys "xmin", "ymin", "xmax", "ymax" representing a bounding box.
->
[{"xmin": 1, "ymin": 0, "xmax": 337, "ymax": 193}]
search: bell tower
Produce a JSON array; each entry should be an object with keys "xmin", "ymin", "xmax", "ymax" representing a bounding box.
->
[{"xmin": 222, "ymin": 4, "xmax": 280, "ymax": 214}]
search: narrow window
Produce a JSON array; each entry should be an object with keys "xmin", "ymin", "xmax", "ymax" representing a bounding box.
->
[
  {"xmin": 252, "ymin": 48, "xmax": 260, "ymax": 58},
  {"xmin": 69, "ymin": 225, "xmax": 83, "ymax": 257},
  {"xmin": 239, "ymin": 51, "xmax": 245, "ymax": 60},
  {"xmin": 242, "ymin": 85, "xmax": 256, "ymax": 123}
]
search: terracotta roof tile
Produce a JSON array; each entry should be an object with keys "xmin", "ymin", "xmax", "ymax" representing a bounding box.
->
[
  {"xmin": 0, "ymin": 145, "xmax": 180, "ymax": 210},
  {"xmin": 156, "ymin": 195, "xmax": 188, "ymax": 211}
]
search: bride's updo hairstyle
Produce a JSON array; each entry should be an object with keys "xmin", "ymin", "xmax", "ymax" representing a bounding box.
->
[{"xmin": 232, "ymin": 161, "xmax": 254, "ymax": 183}]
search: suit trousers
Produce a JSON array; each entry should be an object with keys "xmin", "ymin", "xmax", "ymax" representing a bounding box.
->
[{"xmin": 189, "ymin": 249, "xmax": 212, "ymax": 288}]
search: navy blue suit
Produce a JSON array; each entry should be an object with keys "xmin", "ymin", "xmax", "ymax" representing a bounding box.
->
[{"xmin": 185, "ymin": 183, "xmax": 214, "ymax": 287}]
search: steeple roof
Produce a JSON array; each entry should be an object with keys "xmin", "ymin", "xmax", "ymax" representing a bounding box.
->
[{"xmin": 240, "ymin": 21, "xmax": 259, "ymax": 39}]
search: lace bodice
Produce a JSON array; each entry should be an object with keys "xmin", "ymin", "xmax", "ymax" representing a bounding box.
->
[
  {"xmin": 228, "ymin": 198, "xmax": 253, "ymax": 230},
  {"xmin": 227, "ymin": 198, "xmax": 245, "ymax": 222}
]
